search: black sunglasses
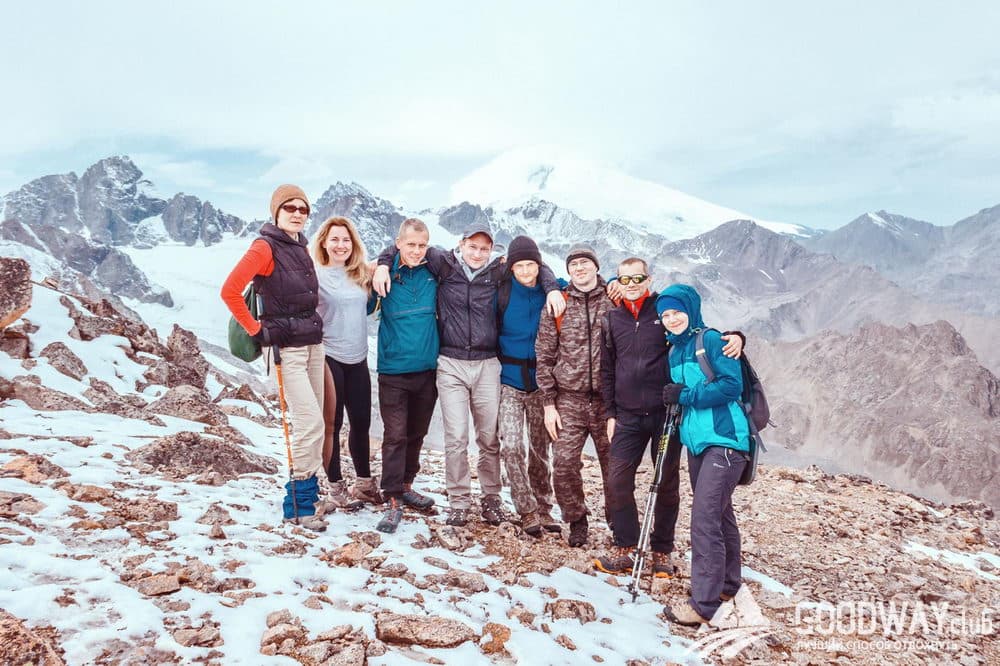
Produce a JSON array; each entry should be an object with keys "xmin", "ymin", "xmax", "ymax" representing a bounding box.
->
[
  {"xmin": 280, "ymin": 204, "xmax": 310, "ymax": 215},
  {"xmin": 616, "ymin": 274, "xmax": 648, "ymax": 285}
]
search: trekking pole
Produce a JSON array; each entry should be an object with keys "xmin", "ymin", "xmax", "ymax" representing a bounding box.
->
[
  {"xmin": 628, "ymin": 404, "xmax": 681, "ymax": 602},
  {"xmin": 273, "ymin": 346, "xmax": 299, "ymax": 524}
]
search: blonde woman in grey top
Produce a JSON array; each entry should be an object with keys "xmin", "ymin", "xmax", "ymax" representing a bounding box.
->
[{"xmin": 312, "ymin": 216, "xmax": 380, "ymax": 508}]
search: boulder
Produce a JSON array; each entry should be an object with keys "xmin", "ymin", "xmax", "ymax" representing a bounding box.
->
[
  {"xmin": 39, "ymin": 342, "xmax": 88, "ymax": 380},
  {"xmin": 0, "ymin": 258, "xmax": 31, "ymax": 329},
  {"xmin": 132, "ymin": 574, "xmax": 181, "ymax": 597},
  {"xmin": 1, "ymin": 455, "xmax": 69, "ymax": 484},
  {"xmin": 0, "ymin": 610, "xmax": 65, "ymax": 665},
  {"xmin": 6, "ymin": 375, "xmax": 89, "ymax": 411},
  {"xmin": 147, "ymin": 385, "xmax": 228, "ymax": 425},
  {"xmin": 0, "ymin": 329, "xmax": 30, "ymax": 359},
  {"xmin": 375, "ymin": 612, "xmax": 476, "ymax": 648},
  {"xmin": 125, "ymin": 431, "xmax": 278, "ymax": 480},
  {"xmin": 164, "ymin": 324, "xmax": 209, "ymax": 388}
]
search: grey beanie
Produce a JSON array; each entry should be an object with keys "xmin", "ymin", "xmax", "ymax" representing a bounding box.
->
[{"xmin": 565, "ymin": 243, "xmax": 599, "ymax": 272}]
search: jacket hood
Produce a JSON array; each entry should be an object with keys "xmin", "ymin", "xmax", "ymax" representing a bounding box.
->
[{"xmin": 657, "ymin": 283, "xmax": 705, "ymax": 343}]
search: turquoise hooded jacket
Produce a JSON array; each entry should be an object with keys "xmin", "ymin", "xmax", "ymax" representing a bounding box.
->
[{"xmin": 657, "ymin": 284, "xmax": 750, "ymax": 456}]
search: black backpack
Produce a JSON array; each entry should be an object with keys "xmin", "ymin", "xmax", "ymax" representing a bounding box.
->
[{"xmin": 678, "ymin": 328, "xmax": 771, "ymax": 485}]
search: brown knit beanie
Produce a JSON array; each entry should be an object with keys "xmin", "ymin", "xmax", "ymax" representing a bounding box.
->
[{"xmin": 269, "ymin": 184, "xmax": 310, "ymax": 221}]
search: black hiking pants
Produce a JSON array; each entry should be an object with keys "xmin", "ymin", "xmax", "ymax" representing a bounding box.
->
[
  {"xmin": 607, "ymin": 410, "xmax": 681, "ymax": 553},
  {"xmin": 688, "ymin": 445, "xmax": 746, "ymax": 620},
  {"xmin": 378, "ymin": 369, "xmax": 437, "ymax": 499}
]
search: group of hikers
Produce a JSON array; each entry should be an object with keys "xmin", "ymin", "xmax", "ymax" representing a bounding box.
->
[{"xmin": 221, "ymin": 184, "xmax": 754, "ymax": 626}]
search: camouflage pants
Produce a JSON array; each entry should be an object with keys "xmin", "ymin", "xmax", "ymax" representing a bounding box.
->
[
  {"xmin": 551, "ymin": 392, "xmax": 612, "ymax": 524},
  {"xmin": 498, "ymin": 385, "xmax": 555, "ymax": 518}
]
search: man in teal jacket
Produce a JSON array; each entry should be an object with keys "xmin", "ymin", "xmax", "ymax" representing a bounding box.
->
[
  {"xmin": 373, "ymin": 218, "xmax": 440, "ymax": 533},
  {"xmin": 657, "ymin": 283, "xmax": 750, "ymax": 626}
]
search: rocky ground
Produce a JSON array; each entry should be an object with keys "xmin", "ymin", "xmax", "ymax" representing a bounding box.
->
[{"xmin": 0, "ymin": 272, "xmax": 998, "ymax": 665}]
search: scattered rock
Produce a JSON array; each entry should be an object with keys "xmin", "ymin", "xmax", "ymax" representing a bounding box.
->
[
  {"xmin": 555, "ymin": 634, "xmax": 577, "ymax": 650},
  {"xmin": 0, "ymin": 329, "xmax": 30, "ymax": 359},
  {"xmin": 172, "ymin": 623, "xmax": 222, "ymax": 648},
  {"xmin": 423, "ymin": 556, "xmax": 451, "ymax": 570},
  {"xmin": 426, "ymin": 568, "xmax": 488, "ymax": 594},
  {"xmin": 327, "ymin": 541, "xmax": 373, "ymax": 567},
  {"xmin": 480, "ymin": 622, "xmax": 511, "ymax": 655},
  {"xmin": 0, "ymin": 490, "xmax": 45, "ymax": 516},
  {"xmin": 196, "ymin": 503, "xmax": 236, "ymax": 526},
  {"xmin": 375, "ymin": 612, "xmax": 477, "ymax": 648},
  {"xmin": 545, "ymin": 599, "xmax": 597, "ymax": 624},
  {"xmin": 209, "ymin": 524, "xmax": 226, "ymax": 540},
  {"xmin": 163, "ymin": 325, "xmax": 209, "ymax": 388},
  {"xmin": 5, "ymin": 375, "xmax": 89, "ymax": 411},
  {"xmin": 133, "ymin": 574, "xmax": 181, "ymax": 597},
  {"xmin": 266, "ymin": 609, "xmax": 294, "ymax": 628}
]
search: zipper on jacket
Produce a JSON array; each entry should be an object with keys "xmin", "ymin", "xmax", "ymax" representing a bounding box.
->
[{"xmin": 585, "ymin": 291, "xmax": 594, "ymax": 395}]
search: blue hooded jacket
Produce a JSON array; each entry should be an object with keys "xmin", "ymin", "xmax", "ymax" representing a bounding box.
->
[{"xmin": 656, "ymin": 284, "xmax": 750, "ymax": 456}]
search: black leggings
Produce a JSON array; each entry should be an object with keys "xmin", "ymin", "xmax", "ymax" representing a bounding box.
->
[{"xmin": 325, "ymin": 356, "xmax": 372, "ymax": 481}]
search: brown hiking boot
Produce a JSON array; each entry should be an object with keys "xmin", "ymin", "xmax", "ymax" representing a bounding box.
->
[
  {"xmin": 521, "ymin": 511, "xmax": 543, "ymax": 538},
  {"xmin": 664, "ymin": 602, "xmax": 710, "ymax": 626},
  {"xmin": 652, "ymin": 551, "xmax": 677, "ymax": 578},
  {"xmin": 480, "ymin": 495, "xmax": 509, "ymax": 526},
  {"xmin": 593, "ymin": 545, "xmax": 634, "ymax": 574},
  {"xmin": 324, "ymin": 479, "xmax": 363, "ymax": 512},
  {"xmin": 283, "ymin": 514, "xmax": 327, "ymax": 532},
  {"xmin": 352, "ymin": 476, "xmax": 383, "ymax": 505},
  {"xmin": 537, "ymin": 511, "xmax": 562, "ymax": 534}
]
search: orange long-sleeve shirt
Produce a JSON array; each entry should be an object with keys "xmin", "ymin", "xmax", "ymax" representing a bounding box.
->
[{"xmin": 220, "ymin": 239, "xmax": 275, "ymax": 335}]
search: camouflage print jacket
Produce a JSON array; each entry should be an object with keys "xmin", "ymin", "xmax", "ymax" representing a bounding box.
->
[{"xmin": 535, "ymin": 277, "xmax": 614, "ymax": 406}]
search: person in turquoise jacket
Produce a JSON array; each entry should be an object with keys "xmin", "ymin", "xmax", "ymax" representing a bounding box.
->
[
  {"xmin": 656, "ymin": 283, "xmax": 750, "ymax": 626},
  {"xmin": 370, "ymin": 218, "xmax": 441, "ymax": 534}
]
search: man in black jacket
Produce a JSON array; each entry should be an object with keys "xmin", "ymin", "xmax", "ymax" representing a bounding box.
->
[{"xmin": 594, "ymin": 257, "xmax": 743, "ymax": 577}]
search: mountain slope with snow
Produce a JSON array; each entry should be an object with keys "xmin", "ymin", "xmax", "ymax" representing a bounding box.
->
[{"xmin": 449, "ymin": 146, "xmax": 812, "ymax": 241}]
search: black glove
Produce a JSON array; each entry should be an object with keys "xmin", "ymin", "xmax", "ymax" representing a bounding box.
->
[
  {"xmin": 252, "ymin": 327, "xmax": 267, "ymax": 346},
  {"xmin": 662, "ymin": 383, "xmax": 684, "ymax": 406}
]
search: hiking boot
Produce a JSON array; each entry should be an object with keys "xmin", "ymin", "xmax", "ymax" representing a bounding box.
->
[
  {"xmin": 720, "ymin": 587, "xmax": 740, "ymax": 602},
  {"xmin": 480, "ymin": 496, "xmax": 509, "ymax": 526},
  {"xmin": 664, "ymin": 602, "xmax": 709, "ymax": 626},
  {"xmin": 652, "ymin": 551, "xmax": 676, "ymax": 578},
  {"xmin": 568, "ymin": 515, "xmax": 588, "ymax": 547},
  {"xmin": 538, "ymin": 512, "xmax": 562, "ymax": 534},
  {"xmin": 376, "ymin": 498, "xmax": 403, "ymax": 534},
  {"xmin": 521, "ymin": 511, "xmax": 543, "ymax": 538},
  {"xmin": 401, "ymin": 488, "xmax": 435, "ymax": 511},
  {"xmin": 352, "ymin": 476, "xmax": 383, "ymax": 505},
  {"xmin": 593, "ymin": 545, "xmax": 634, "ymax": 574},
  {"xmin": 445, "ymin": 508, "xmax": 469, "ymax": 527},
  {"xmin": 283, "ymin": 514, "xmax": 327, "ymax": 532},
  {"xmin": 325, "ymin": 479, "xmax": 364, "ymax": 512}
]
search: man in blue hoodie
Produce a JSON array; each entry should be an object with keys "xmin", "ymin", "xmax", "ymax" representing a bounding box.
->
[
  {"xmin": 657, "ymin": 283, "xmax": 750, "ymax": 627},
  {"xmin": 496, "ymin": 236, "xmax": 562, "ymax": 537}
]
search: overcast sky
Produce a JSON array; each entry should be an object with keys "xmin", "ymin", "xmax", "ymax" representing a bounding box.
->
[{"xmin": 2, "ymin": 1, "xmax": 998, "ymax": 228}]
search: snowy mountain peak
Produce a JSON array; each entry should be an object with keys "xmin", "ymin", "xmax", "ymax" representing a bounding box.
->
[{"xmin": 450, "ymin": 146, "xmax": 812, "ymax": 241}]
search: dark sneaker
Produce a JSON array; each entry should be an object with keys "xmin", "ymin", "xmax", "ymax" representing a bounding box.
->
[
  {"xmin": 401, "ymin": 489, "xmax": 435, "ymax": 511},
  {"xmin": 568, "ymin": 515, "xmax": 588, "ymax": 547},
  {"xmin": 593, "ymin": 545, "xmax": 634, "ymax": 574},
  {"xmin": 445, "ymin": 508, "xmax": 469, "ymax": 527},
  {"xmin": 664, "ymin": 602, "xmax": 710, "ymax": 626},
  {"xmin": 652, "ymin": 551, "xmax": 677, "ymax": 578},
  {"xmin": 480, "ymin": 496, "xmax": 508, "ymax": 526},
  {"xmin": 521, "ymin": 511, "xmax": 542, "ymax": 538},
  {"xmin": 376, "ymin": 498, "xmax": 403, "ymax": 534}
]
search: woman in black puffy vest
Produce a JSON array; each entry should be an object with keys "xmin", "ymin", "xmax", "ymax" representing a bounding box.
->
[{"xmin": 220, "ymin": 184, "xmax": 328, "ymax": 531}]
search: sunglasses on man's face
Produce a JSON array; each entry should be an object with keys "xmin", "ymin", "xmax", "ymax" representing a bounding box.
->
[
  {"xmin": 280, "ymin": 204, "xmax": 310, "ymax": 215},
  {"xmin": 617, "ymin": 274, "xmax": 648, "ymax": 285}
]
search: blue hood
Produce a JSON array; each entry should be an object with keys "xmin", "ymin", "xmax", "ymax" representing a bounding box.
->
[{"xmin": 656, "ymin": 283, "xmax": 705, "ymax": 344}]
